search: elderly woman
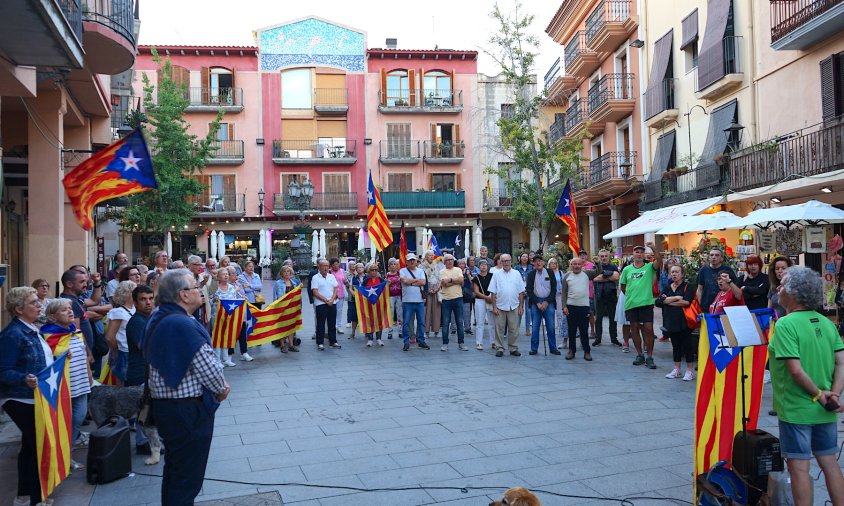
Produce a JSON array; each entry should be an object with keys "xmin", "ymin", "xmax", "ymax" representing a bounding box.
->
[
  {"xmin": 656, "ymin": 265, "xmax": 695, "ymax": 381},
  {"xmin": 472, "ymin": 260, "xmax": 495, "ymax": 350},
  {"xmin": 211, "ymin": 267, "xmax": 252, "ymax": 365},
  {"xmin": 238, "ymin": 260, "xmax": 263, "ymax": 307},
  {"xmin": 153, "ymin": 250, "xmax": 170, "ymax": 274},
  {"xmin": 360, "ymin": 263, "xmax": 387, "ymax": 347},
  {"xmin": 272, "ymin": 265, "xmax": 300, "ymax": 352},
  {"xmin": 348, "ymin": 262, "xmax": 366, "ymax": 340},
  {"xmin": 0, "ymin": 287, "xmax": 53, "ymax": 506},
  {"xmin": 31, "ymin": 278, "xmax": 54, "ymax": 327},
  {"xmin": 41, "ymin": 299, "xmax": 93, "ymax": 470},
  {"xmin": 768, "ymin": 256, "xmax": 793, "ymax": 318},
  {"xmin": 709, "ymin": 271, "xmax": 744, "ymax": 314},
  {"xmin": 421, "ymin": 251, "xmax": 442, "ymax": 338},
  {"xmin": 105, "ymin": 280, "xmax": 137, "ymax": 386},
  {"xmin": 136, "ymin": 264, "xmax": 149, "ymax": 285},
  {"xmin": 385, "ymin": 258, "xmax": 402, "ymax": 340}
]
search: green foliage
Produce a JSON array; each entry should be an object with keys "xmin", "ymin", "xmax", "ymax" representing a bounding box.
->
[
  {"xmin": 116, "ymin": 48, "xmax": 223, "ymax": 240},
  {"xmin": 675, "ymin": 237, "xmax": 738, "ymax": 285},
  {"xmin": 485, "ymin": 2, "xmax": 587, "ymax": 239}
]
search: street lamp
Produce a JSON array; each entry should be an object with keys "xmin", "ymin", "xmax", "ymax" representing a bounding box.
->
[
  {"xmin": 724, "ymin": 120, "xmax": 745, "ymax": 152},
  {"xmin": 684, "ymin": 104, "xmax": 708, "ymax": 165},
  {"xmin": 619, "ymin": 159, "xmax": 633, "ymax": 180},
  {"xmin": 257, "ymin": 188, "xmax": 265, "ymax": 215},
  {"xmin": 287, "ymin": 178, "xmax": 314, "ymax": 221}
]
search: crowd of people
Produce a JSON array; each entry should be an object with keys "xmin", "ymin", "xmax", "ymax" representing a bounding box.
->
[{"xmin": 2, "ymin": 242, "xmax": 844, "ymax": 504}]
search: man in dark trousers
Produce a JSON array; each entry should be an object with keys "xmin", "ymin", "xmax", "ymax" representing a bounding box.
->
[
  {"xmin": 144, "ymin": 269, "xmax": 230, "ymax": 506},
  {"xmin": 305, "ymin": 262, "xmax": 319, "ymax": 339},
  {"xmin": 525, "ymin": 255, "xmax": 559, "ymax": 355},
  {"xmin": 592, "ymin": 249, "xmax": 621, "ymax": 347}
]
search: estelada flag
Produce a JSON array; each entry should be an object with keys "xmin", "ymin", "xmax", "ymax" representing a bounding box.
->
[
  {"xmin": 367, "ymin": 172, "xmax": 393, "ymax": 251},
  {"xmin": 555, "ymin": 179, "xmax": 579, "ymax": 255},
  {"xmin": 399, "ymin": 221, "xmax": 408, "ymax": 269},
  {"xmin": 212, "ymin": 299, "xmax": 246, "ymax": 349},
  {"xmin": 34, "ymin": 351, "xmax": 72, "ymax": 499},
  {"xmin": 41, "ymin": 324, "xmax": 85, "ymax": 357},
  {"xmin": 62, "ymin": 128, "xmax": 157, "ymax": 230},
  {"xmin": 694, "ymin": 309, "xmax": 772, "ymax": 482},
  {"xmin": 245, "ymin": 285, "xmax": 303, "ymax": 347},
  {"xmin": 352, "ymin": 280, "xmax": 393, "ymax": 334},
  {"xmin": 97, "ymin": 360, "xmax": 117, "ymax": 386},
  {"xmin": 427, "ymin": 234, "xmax": 443, "ymax": 262}
]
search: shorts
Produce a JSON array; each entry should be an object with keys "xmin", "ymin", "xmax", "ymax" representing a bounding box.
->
[
  {"xmin": 778, "ymin": 420, "xmax": 838, "ymax": 460},
  {"xmin": 625, "ymin": 305, "xmax": 654, "ymax": 324}
]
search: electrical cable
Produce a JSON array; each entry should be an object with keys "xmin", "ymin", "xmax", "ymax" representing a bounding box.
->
[
  {"xmin": 127, "ymin": 470, "xmax": 693, "ymax": 505},
  {"xmin": 19, "ymin": 97, "xmax": 63, "ymax": 150}
]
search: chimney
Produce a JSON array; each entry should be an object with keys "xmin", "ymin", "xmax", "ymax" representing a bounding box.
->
[{"xmin": 386, "ymin": 38, "xmax": 397, "ymax": 49}]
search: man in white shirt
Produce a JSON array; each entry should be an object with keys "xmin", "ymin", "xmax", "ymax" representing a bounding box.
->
[
  {"xmin": 311, "ymin": 259, "xmax": 341, "ymax": 351},
  {"xmin": 399, "ymin": 254, "xmax": 431, "ymax": 352},
  {"xmin": 488, "ymin": 254, "xmax": 525, "ymax": 357}
]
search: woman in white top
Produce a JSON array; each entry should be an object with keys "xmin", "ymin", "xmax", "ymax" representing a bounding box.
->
[
  {"xmin": 211, "ymin": 268, "xmax": 251, "ymax": 366},
  {"xmin": 105, "ymin": 280, "xmax": 136, "ymax": 386}
]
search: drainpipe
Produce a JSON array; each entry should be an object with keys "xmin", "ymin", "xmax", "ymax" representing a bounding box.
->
[
  {"xmin": 637, "ymin": 0, "xmax": 649, "ymax": 188},
  {"xmin": 747, "ymin": 0, "xmax": 759, "ymax": 145}
]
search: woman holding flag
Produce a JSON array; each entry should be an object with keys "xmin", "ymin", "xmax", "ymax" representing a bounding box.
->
[
  {"xmin": 348, "ymin": 263, "xmax": 366, "ymax": 340},
  {"xmin": 422, "ymin": 251, "xmax": 442, "ymax": 339},
  {"xmin": 272, "ymin": 266, "xmax": 301, "ymax": 353},
  {"xmin": 361, "ymin": 263, "xmax": 387, "ymax": 347},
  {"xmin": 210, "ymin": 268, "xmax": 244, "ymax": 367}
]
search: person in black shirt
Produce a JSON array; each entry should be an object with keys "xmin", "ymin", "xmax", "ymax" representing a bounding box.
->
[
  {"xmin": 656, "ymin": 264, "xmax": 696, "ymax": 381},
  {"xmin": 737, "ymin": 256, "xmax": 770, "ymax": 311},
  {"xmin": 696, "ymin": 248, "xmax": 737, "ymax": 313},
  {"xmin": 592, "ymin": 249, "xmax": 621, "ymax": 346},
  {"xmin": 125, "ymin": 284, "xmax": 155, "ymax": 454}
]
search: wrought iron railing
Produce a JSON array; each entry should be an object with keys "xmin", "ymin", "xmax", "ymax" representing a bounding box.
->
[
  {"xmin": 188, "ymin": 194, "xmax": 245, "ymax": 214},
  {"xmin": 642, "ymin": 163, "xmax": 729, "ymax": 207},
  {"xmin": 208, "ymin": 140, "xmax": 244, "ymax": 160},
  {"xmin": 379, "ymin": 140, "xmax": 421, "ymax": 160},
  {"xmin": 381, "ymin": 191, "xmax": 465, "ymax": 209},
  {"xmin": 643, "ymin": 78, "xmax": 676, "ymax": 121},
  {"xmin": 110, "ymin": 95, "xmax": 140, "ymax": 129},
  {"xmin": 564, "ymin": 31, "xmax": 593, "ymax": 71},
  {"xmin": 379, "ymin": 89, "xmax": 462, "ymax": 108},
  {"xmin": 82, "ymin": 0, "xmax": 135, "ymax": 48},
  {"xmin": 585, "ymin": 0, "xmax": 632, "ymax": 44},
  {"xmin": 483, "ymin": 188, "xmax": 513, "ymax": 209},
  {"xmin": 770, "ymin": 0, "xmax": 844, "ymax": 44},
  {"xmin": 565, "ymin": 99, "xmax": 586, "ymax": 132},
  {"xmin": 549, "ymin": 116, "xmax": 567, "ymax": 144},
  {"xmin": 314, "ymin": 88, "xmax": 348, "ymax": 107},
  {"xmin": 59, "ymin": 0, "xmax": 83, "ymax": 44},
  {"xmin": 588, "ymin": 151, "xmax": 636, "ymax": 185},
  {"xmin": 697, "ymin": 36, "xmax": 742, "ymax": 91},
  {"xmin": 272, "ymin": 139, "xmax": 357, "ymax": 159},
  {"xmin": 424, "ymin": 141, "xmax": 465, "ymax": 159},
  {"xmin": 730, "ymin": 119, "xmax": 844, "ymax": 192},
  {"xmin": 587, "ymin": 73, "xmax": 635, "ymax": 113},
  {"xmin": 184, "ymin": 87, "xmax": 243, "ymax": 107},
  {"xmin": 272, "ymin": 192, "xmax": 359, "ymax": 212}
]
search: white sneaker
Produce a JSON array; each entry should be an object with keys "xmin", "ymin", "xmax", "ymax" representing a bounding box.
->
[
  {"xmin": 376, "ymin": 340, "xmax": 384, "ymax": 347},
  {"xmin": 476, "ymin": 344, "xmax": 483, "ymax": 350},
  {"xmin": 337, "ymin": 328, "xmax": 345, "ymax": 334},
  {"xmin": 366, "ymin": 340, "xmax": 373, "ymax": 347},
  {"xmin": 665, "ymin": 368, "xmax": 681, "ymax": 379},
  {"xmin": 223, "ymin": 358, "xmax": 236, "ymax": 367},
  {"xmin": 683, "ymin": 370, "xmax": 696, "ymax": 382},
  {"xmin": 763, "ymin": 370, "xmax": 771, "ymax": 384},
  {"xmin": 241, "ymin": 352, "xmax": 254, "ymax": 362},
  {"xmin": 441, "ymin": 344, "xmax": 448, "ymax": 352}
]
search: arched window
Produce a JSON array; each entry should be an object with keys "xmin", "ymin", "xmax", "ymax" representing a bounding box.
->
[
  {"xmin": 386, "ymin": 70, "xmax": 409, "ymax": 106},
  {"xmin": 424, "ymin": 70, "xmax": 451, "ymax": 103},
  {"xmin": 210, "ymin": 67, "xmax": 233, "ymax": 104},
  {"xmin": 482, "ymin": 227, "xmax": 512, "ymax": 256}
]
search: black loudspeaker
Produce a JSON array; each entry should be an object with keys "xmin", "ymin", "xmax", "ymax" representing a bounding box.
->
[
  {"xmin": 732, "ymin": 429, "xmax": 784, "ymax": 503},
  {"xmin": 87, "ymin": 416, "xmax": 132, "ymax": 484}
]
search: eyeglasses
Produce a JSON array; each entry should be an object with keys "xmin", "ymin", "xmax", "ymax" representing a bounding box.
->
[
  {"xmin": 26, "ymin": 299, "xmax": 42, "ymax": 307},
  {"xmin": 38, "ymin": 284, "xmax": 49, "ymax": 289},
  {"xmin": 181, "ymin": 286, "xmax": 200, "ymax": 292},
  {"xmin": 189, "ymin": 263, "xmax": 203, "ymax": 267}
]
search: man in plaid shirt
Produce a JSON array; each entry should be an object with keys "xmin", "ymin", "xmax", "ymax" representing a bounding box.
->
[{"xmin": 143, "ymin": 269, "xmax": 230, "ymax": 506}]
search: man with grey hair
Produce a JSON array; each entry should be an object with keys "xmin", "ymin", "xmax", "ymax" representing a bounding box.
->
[
  {"xmin": 488, "ymin": 254, "xmax": 525, "ymax": 357},
  {"xmin": 144, "ymin": 269, "xmax": 230, "ymax": 505},
  {"xmin": 439, "ymin": 254, "xmax": 468, "ymax": 351},
  {"xmin": 311, "ymin": 258, "xmax": 341, "ymax": 351},
  {"xmin": 769, "ymin": 266, "xmax": 844, "ymax": 505}
]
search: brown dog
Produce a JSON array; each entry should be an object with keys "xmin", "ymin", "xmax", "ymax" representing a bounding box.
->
[{"xmin": 489, "ymin": 487, "xmax": 541, "ymax": 506}]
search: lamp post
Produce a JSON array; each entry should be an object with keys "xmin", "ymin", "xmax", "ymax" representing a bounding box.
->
[
  {"xmin": 683, "ymin": 104, "xmax": 708, "ymax": 165},
  {"xmin": 287, "ymin": 178, "xmax": 314, "ymax": 222},
  {"xmin": 257, "ymin": 188, "xmax": 265, "ymax": 216},
  {"xmin": 724, "ymin": 120, "xmax": 745, "ymax": 153}
]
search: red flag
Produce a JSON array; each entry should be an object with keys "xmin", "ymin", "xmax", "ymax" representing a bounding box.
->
[
  {"xmin": 555, "ymin": 179, "xmax": 579, "ymax": 255},
  {"xmin": 399, "ymin": 221, "xmax": 408, "ymax": 269}
]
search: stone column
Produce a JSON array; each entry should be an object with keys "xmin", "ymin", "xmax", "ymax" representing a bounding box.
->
[
  {"xmin": 63, "ymin": 120, "xmax": 91, "ymax": 270},
  {"xmin": 529, "ymin": 228, "xmax": 540, "ymax": 251},
  {"xmin": 609, "ymin": 205, "xmax": 622, "ymax": 256},
  {"xmin": 588, "ymin": 211, "xmax": 599, "ymax": 255}
]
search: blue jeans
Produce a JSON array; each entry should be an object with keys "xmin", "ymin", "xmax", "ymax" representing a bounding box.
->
[
  {"xmin": 402, "ymin": 302, "xmax": 426, "ymax": 345},
  {"xmin": 71, "ymin": 393, "xmax": 88, "ymax": 444},
  {"xmin": 441, "ymin": 298, "xmax": 464, "ymax": 345},
  {"xmin": 778, "ymin": 420, "xmax": 838, "ymax": 460},
  {"xmin": 530, "ymin": 302, "xmax": 557, "ymax": 352}
]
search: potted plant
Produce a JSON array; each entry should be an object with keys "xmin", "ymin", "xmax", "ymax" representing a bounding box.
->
[{"xmin": 713, "ymin": 152, "xmax": 729, "ymax": 167}]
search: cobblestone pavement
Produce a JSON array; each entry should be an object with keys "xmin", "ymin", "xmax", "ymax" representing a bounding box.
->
[{"xmin": 0, "ymin": 280, "xmax": 837, "ymax": 504}]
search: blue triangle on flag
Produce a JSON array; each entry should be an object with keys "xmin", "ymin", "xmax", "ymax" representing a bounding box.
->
[
  {"xmin": 704, "ymin": 314, "xmax": 741, "ymax": 373},
  {"xmin": 360, "ymin": 281, "xmax": 387, "ymax": 305},
  {"xmin": 37, "ymin": 352, "xmax": 68, "ymax": 410},
  {"xmin": 244, "ymin": 307, "xmax": 257, "ymax": 336},
  {"xmin": 221, "ymin": 299, "xmax": 244, "ymax": 315}
]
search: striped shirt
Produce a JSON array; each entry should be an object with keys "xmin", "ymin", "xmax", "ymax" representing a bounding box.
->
[
  {"xmin": 148, "ymin": 343, "xmax": 226, "ymax": 399},
  {"xmin": 67, "ymin": 334, "xmax": 91, "ymax": 398}
]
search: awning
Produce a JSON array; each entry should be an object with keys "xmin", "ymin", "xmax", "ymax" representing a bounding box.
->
[
  {"xmin": 697, "ymin": 0, "xmax": 731, "ymax": 90},
  {"xmin": 648, "ymin": 130, "xmax": 676, "ymax": 181},
  {"xmin": 603, "ymin": 196, "xmax": 724, "ymax": 240},
  {"xmin": 647, "ymin": 30, "xmax": 673, "ymax": 90},
  {"xmin": 680, "ymin": 9, "xmax": 698, "ymax": 50}
]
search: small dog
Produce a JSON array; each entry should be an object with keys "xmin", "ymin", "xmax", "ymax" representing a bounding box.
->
[
  {"xmin": 489, "ymin": 487, "xmax": 541, "ymax": 506},
  {"xmin": 88, "ymin": 384, "xmax": 163, "ymax": 465}
]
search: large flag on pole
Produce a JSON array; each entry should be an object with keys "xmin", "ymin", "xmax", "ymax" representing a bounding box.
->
[
  {"xmin": 212, "ymin": 299, "xmax": 247, "ymax": 349},
  {"xmin": 694, "ymin": 310, "xmax": 772, "ymax": 482},
  {"xmin": 427, "ymin": 234, "xmax": 443, "ymax": 262},
  {"xmin": 34, "ymin": 351, "xmax": 72, "ymax": 499},
  {"xmin": 244, "ymin": 285, "xmax": 304, "ymax": 347},
  {"xmin": 62, "ymin": 128, "xmax": 157, "ymax": 230},
  {"xmin": 352, "ymin": 281, "xmax": 393, "ymax": 334},
  {"xmin": 399, "ymin": 221, "xmax": 408, "ymax": 268},
  {"xmin": 367, "ymin": 173, "xmax": 393, "ymax": 251},
  {"xmin": 555, "ymin": 179, "xmax": 580, "ymax": 255}
]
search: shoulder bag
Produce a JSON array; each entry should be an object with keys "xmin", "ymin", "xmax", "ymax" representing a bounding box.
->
[{"xmin": 683, "ymin": 284, "xmax": 702, "ymax": 330}]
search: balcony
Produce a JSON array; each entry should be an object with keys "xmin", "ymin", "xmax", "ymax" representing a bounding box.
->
[
  {"xmin": 110, "ymin": 95, "xmax": 141, "ymax": 129},
  {"xmin": 548, "ymin": 115, "xmax": 567, "ymax": 145},
  {"xmin": 272, "ymin": 192, "xmax": 359, "ymax": 216},
  {"xmin": 188, "ymin": 194, "xmax": 246, "ymax": 217},
  {"xmin": 483, "ymin": 188, "xmax": 513, "ymax": 211},
  {"xmin": 564, "ymin": 99, "xmax": 604, "ymax": 139},
  {"xmin": 378, "ymin": 89, "xmax": 463, "ymax": 114},
  {"xmin": 82, "ymin": 0, "xmax": 136, "ymax": 75},
  {"xmin": 585, "ymin": 0, "xmax": 638, "ymax": 53},
  {"xmin": 314, "ymin": 88, "xmax": 348, "ymax": 115},
  {"xmin": 272, "ymin": 140, "xmax": 357, "ymax": 165},
  {"xmin": 379, "ymin": 140, "xmax": 421, "ymax": 164},
  {"xmin": 730, "ymin": 118, "xmax": 844, "ymax": 192},
  {"xmin": 696, "ymin": 36, "xmax": 743, "ymax": 101},
  {"xmin": 770, "ymin": 0, "xmax": 844, "ymax": 50},
  {"xmin": 575, "ymin": 152, "xmax": 637, "ymax": 204},
  {"xmin": 644, "ymin": 78, "xmax": 679, "ymax": 130},
  {"xmin": 183, "ymin": 87, "xmax": 244, "ymax": 113},
  {"xmin": 423, "ymin": 141, "xmax": 465, "ymax": 164},
  {"xmin": 587, "ymin": 73, "xmax": 635, "ymax": 125},
  {"xmin": 207, "ymin": 140, "xmax": 245, "ymax": 165},
  {"xmin": 564, "ymin": 31, "xmax": 601, "ymax": 78},
  {"xmin": 381, "ymin": 191, "xmax": 465, "ymax": 212},
  {"xmin": 0, "ymin": 0, "xmax": 84, "ymax": 69},
  {"xmin": 641, "ymin": 163, "xmax": 729, "ymax": 211}
]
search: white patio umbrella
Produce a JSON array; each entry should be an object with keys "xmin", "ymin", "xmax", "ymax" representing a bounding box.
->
[
  {"xmin": 729, "ymin": 200, "xmax": 844, "ymax": 229},
  {"xmin": 370, "ymin": 233, "xmax": 377, "ymax": 260},
  {"xmin": 165, "ymin": 231, "xmax": 173, "ymax": 258},
  {"xmin": 217, "ymin": 231, "xmax": 226, "ymax": 260},
  {"xmin": 319, "ymin": 229, "xmax": 327, "ymax": 261},
  {"xmin": 655, "ymin": 212, "xmax": 743, "ymax": 235},
  {"xmin": 311, "ymin": 230, "xmax": 319, "ymax": 264},
  {"xmin": 209, "ymin": 230, "xmax": 217, "ymax": 260},
  {"xmin": 474, "ymin": 226, "xmax": 482, "ymax": 257},
  {"xmin": 464, "ymin": 229, "xmax": 470, "ymax": 258},
  {"xmin": 257, "ymin": 228, "xmax": 265, "ymax": 264},
  {"xmin": 357, "ymin": 228, "xmax": 365, "ymax": 252}
]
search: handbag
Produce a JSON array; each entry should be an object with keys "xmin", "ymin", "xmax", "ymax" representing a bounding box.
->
[
  {"xmin": 254, "ymin": 293, "xmax": 266, "ymax": 305},
  {"xmin": 683, "ymin": 285, "xmax": 702, "ymax": 330}
]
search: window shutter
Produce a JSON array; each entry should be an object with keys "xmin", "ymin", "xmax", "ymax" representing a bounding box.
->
[
  {"xmin": 429, "ymin": 172, "xmax": 434, "ymax": 190},
  {"xmin": 455, "ymin": 173, "xmax": 461, "ymax": 191},
  {"xmin": 223, "ymin": 175, "xmax": 236, "ymax": 196},
  {"xmin": 228, "ymin": 123, "xmax": 235, "ymax": 139},
  {"xmin": 201, "ymin": 66, "xmax": 209, "ymax": 104},
  {"xmin": 454, "ymin": 124, "xmax": 460, "ymax": 143},
  {"xmin": 380, "ymin": 69, "xmax": 387, "ymax": 105},
  {"xmin": 419, "ymin": 68, "xmax": 425, "ymax": 98},
  {"xmin": 821, "ymin": 56, "xmax": 835, "ymax": 120},
  {"xmin": 230, "ymin": 66, "xmax": 236, "ymax": 91},
  {"xmin": 448, "ymin": 70, "xmax": 455, "ymax": 102},
  {"xmin": 408, "ymin": 69, "xmax": 416, "ymax": 106}
]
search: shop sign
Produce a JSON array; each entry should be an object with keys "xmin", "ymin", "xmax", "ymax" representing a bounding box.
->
[{"xmin": 804, "ymin": 227, "xmax": 826, "ymax": 253}]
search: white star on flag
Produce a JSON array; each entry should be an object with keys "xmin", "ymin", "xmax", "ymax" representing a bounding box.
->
[
  {"xmin": 245, "ymin": 315, "xmax": 254, "ymax": 331},
  {"xmin": 227, "ymin": 302, "xmax": 239, "ymax": 311},
  {"xmin": 454, "ymin": 236, "xmax": 461, "ymax": 247},
  {"xmin": 366, "ymin": 286, "xmax": 378, "ymax": 297},
  {"xmin": 712, "ymin": 335, "xmax": 736, "ymax": 357},
  {"xmin": 366, "ymin": 190, "xmax": 373, "ymax": 203},
  {"xmin": 45, "ymin": 368, "xmax": 59, "ymax": 396},
  {"xmin": 120, "ymin": 150, "xmax": 142, "ymax": 171}
]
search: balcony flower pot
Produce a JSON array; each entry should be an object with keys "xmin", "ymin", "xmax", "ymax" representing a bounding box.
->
[
  {"xmin": 713, "ymin": 153, "xmax": 729, "ymax": 168},
  {"xmin": 661, "ymin": 170, "xmax": 676, "ymax": 181}
]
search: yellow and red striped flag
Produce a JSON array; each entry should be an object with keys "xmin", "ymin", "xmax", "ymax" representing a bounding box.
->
[
  {"xmin": 245, "ymin": 285, "xmax": 303, "ymax": 347},
  {"xmin": 34, "ymin": 351, "xmax": 72, "ymax": 499},
  {"xmin": 694, "ymin": 310, "xmax": 772, "ymax": 482},
  {"xmin": 366, "ymin": 173, "xmax": 393, "ymax": 251},
  {"xmin": 97, "ymin": 360, "xmax": 117, "ymax": 385},
  {"xmin": 212, "ymin": 299, "xmax": 247, "ymax": 349},
  {"xmin": 41, "ymin": 329, "xmax": 74, "ymax": 356},
  {"xmin": 352, "ymin": 280, "xmax": 393, "ymax": 334}
]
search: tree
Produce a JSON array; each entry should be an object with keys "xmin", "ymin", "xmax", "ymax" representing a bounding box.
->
[
  {"xmin": 116, "ymin": 48, "xmax": 222, "ymax": 241},
  {"xmin": 485, "ymin": 2, "xmax": 586, "ymax": 250}
]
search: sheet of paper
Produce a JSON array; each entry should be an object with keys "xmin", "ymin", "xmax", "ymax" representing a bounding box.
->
[{"xmin": 723, "ymin": 305, "xmax": 764, "ymax": 347}]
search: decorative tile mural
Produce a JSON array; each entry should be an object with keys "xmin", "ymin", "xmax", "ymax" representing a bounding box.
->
[{"xmin": 258, "ymin": 18, "xmax": 365, "ymax": 72}]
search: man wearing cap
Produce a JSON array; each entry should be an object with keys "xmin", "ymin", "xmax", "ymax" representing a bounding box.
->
[
  {"xmin": 525, "ymin": 254, "xmax": 559, "ymax": 355},
  {"xmin": 399, "ymin": 254, "xmax": 431, "ymax": 352},
  {"xmin": 619, "ymin": 243, "xmax": 663, "ymax": 369},
  {"xmin": 488, "ymin": 254, "xmax": 525, "ymax": 358}
]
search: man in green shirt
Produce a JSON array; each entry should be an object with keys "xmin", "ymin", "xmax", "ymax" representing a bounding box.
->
[
  {"xmin": 619, "ymin": 243, "xmax": 662, "ymax": 369},
  {"xmin": 769, "ymin": 266, "xmax": 844, "ymax": 505}
]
